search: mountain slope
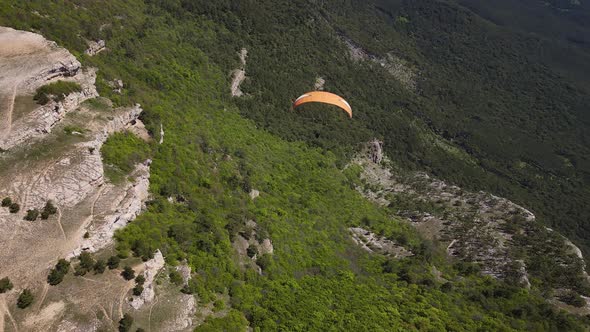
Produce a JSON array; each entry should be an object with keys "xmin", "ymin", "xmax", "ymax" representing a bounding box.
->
[{"xmin": 0, "ymin": 0, "xmax": 589, "ymax": 330}]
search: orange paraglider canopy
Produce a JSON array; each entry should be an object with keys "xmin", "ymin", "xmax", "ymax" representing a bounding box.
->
[{"xmin": 292, "ymin": 91, "xmax": 352, "ymax": 118}]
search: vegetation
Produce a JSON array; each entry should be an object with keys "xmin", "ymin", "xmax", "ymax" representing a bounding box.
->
[
  {"xmin": 16, "ymin": 289, "xmax": 34, "ymax": 309},
  {"xmin": 118, "ymin": 313, "xmax": 133, "ymax": 332},
  {"xmin": 41, "ymin": 200, "xmax": 58, "ymax": 220},
  {"xmin": 121, "ymin": 266, "xmax": 135, "ymax": 280},
  {"xmin": 0, "ymin": 277, "xmax": 13, "ymax": 293},
  {"xmin": 107, "ymin": 255, "xmax": 120, "ymax": 269},
  {"xmin": 8, "ymin": 202, "xmax": 20, "ymax": 213},
  {"xmin": 1, "ymin": 0, "xmax": 589, "ymax": 329},
  {"xmin": 33, "ymin": 80, "xmax": 82, "ymax": 105},
  {"xmin": 24, "ymin": 209, "xmax": 39, "ymax": 221},
  {"xmin": 135, "ymin": 275, "xmax": 145, "ymax": 285},
  {"xmin": 48, "ymin": 259, "xmax": 70, "ymax": 285},
  {"xmin": 94, "ymin": 260, "xmax": 106, "ymax": 274},
  {"xmin": 132, "ymin": 284, "xmax": 143, "ymax": 296},
  {"xmin": 1, "ymin": 197, "xmax": 11, "ymax": 207},
  {"xmin": 168, "ymin": 270, "xmax": 182, "ymax": 286},
  {"xmin": 101, "ymin": 131, "xmax": 150, "ymax": 182}
]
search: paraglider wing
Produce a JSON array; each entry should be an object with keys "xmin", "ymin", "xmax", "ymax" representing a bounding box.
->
[{"xmin": 292, "ymin": 91, "xmax": 352, "ymax": 118}]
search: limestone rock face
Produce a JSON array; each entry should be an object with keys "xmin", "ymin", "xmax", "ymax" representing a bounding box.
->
[
  {"xmin": 249, "ymin": 189, "xmax": 260, "ymax": 200},
  {"xmin": 231, "ymin": 48, "xmax": 248, "ymax": 97},
  {"xmin": 130, "ymin": 250, "xmax": 165, "ymax": 310},
  {"xmin": 0, "ymin": 26, "xmax": 99, "ymax": 150},
  {"xmin": 84, "ymin": 40, "xmax": 106, "ymax": 56}
]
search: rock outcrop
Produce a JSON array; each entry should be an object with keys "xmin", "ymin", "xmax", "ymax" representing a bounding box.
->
[
  {"xmin": 84, "ymin": 40, "xmax": 106, "ymax": 56},
  {"xmin": 350, "ymin": 227, "xmax": 412, "ymax": 258},
  {"xmin": 130, "ymin": 250, "xmax": 165, "ymax": 310},
  {"xmin": 230, "ymin": 48, "xmax": 248, "ymax": 97},
  {"xmin": 342, "ymin": 35, "xmax": 417, "ymax": 90},
  {"xmin": 0, "ymin": 27, "xmax": 96, "ymax": 150},
  {"xmin": 314, "ymin": 77, "xmax": 325, "ymax": 90},
  {"xmin": 348, "ymin": 141, "xmax": 588, "ymax": 292}
]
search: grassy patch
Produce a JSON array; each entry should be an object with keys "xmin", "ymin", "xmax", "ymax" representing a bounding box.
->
[
  {"xmin": 34, "ymin": 80, "xmax": 82, "ymax": 105},
  {"xmin": 101, "ymin": 131, "xmax": 151, "ymax": 183}
]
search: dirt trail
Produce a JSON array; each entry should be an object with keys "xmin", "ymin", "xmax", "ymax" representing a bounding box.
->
[
  {"xmin": 0, "ymin": 85, "xmax": 17, "ymax": 140},
  {"xmin": 56, "ymin": 206, "xmax": 66, "ymax": 240},
  {"xmin": 37, "ymin": 283, "xmax": 50, "ymax": 311},
  {"xmin": 0, "ymin": 297, "xmax": 18, "ymax": 332}
]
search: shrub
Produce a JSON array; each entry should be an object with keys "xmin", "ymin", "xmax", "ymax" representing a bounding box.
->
[
  {"xmin": 132, "ymin": 284, "xmax": 144, "ymax": 296},
  {"xmin": 122, "ymin": 266, "xmax": 135, "ymax": 280},
  {"xmin": 169, "ymin": 270, "xmax": 183, "ymax": 285},
  {"xmin": 47, "ymin": 259, "xmax": 70, "ymax": 285},
  {"xmin": 9, "ymin": 202, "xmax": 20, "ymax": 213},
  {"xmin": 108, "ymin": 256, "xmax": 120, "ymax": 269},
  {"xmin": 79, "ymin": 251, "xmax": 95, "ymax": 270},
  {"xmin": 45, "ymin": 201, "xmax": 58, "ymax": 214},
  {"xmin": 24, "ymin": 209, "xmax": 39, "ymax": 221},
  {"xmin": 118, "ymin": 313, "xmax": 134, "ymax": 332},
  {"xmin": 0, "ymin": 277, "xmax": 13, "ymax": 293},
  {"xmin": 94, "ymin": 260, "xmax": 106, "ymax": 274},
  {"xmin": 135, "ymin": 275, "xmax": 145, "ymax": 285},
  {"xmin": 1, "ymin": 197, "xmax": 11, "ymax": 207},
  {"xmin": 560, "ymin": 290, "xmax": 587, "ymax": 308},
  {"xmin": 257, "ymin": 254, "xmax": 273, "ymax": 271},
  {"xmin": 213, "ymin": 299, "xmax": 225, "ymax": 312},
  {"xmin": 41, "ymin": 201, "xmax": 58, "ymax": 220},
  {"xmin": 17, "ymin": 289, "xmax": 34, "ymax": 309}
]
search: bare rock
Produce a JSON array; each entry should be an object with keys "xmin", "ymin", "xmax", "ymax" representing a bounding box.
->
[
  {"xmin": 231, "ymin": 48, "xmax": 248, "ymax": 97},
  {"xmin": 130, "ymin": 250, "xmax": 165, "ymax": 310},
  {"xmin": 314, "ymin": 77, "xmax": 325, "ymax": 90},
  {"xmin": 259, "ymin": 238, "xmax": 274, "ymax": 255},
  {"xmin": 161, "ymin": 294, "xmax": 196, "ymax": 331},
  {"xmin": 84, "ymin": 40, "xmax": 105, "ymax": 56},
  {"xmin": 108, "ymin": 79, "xmax": 124, "ymax": 94},
  {"xmin": 368, "ymin": 138, "xmax": 383, "ymax": 164},
  {"xmin": 341, "ymin": 35, "xmax": 417, "ymax": 90},
  {"xmin": 176, "ymin": 264, "xmax": 192, "ymax": 286},
  {"xmin": 249, "ymin": 189, "xmax": 260, "ymax": 200},
  {"xmin": 69, "ymin": 161, "xmax": 150, "ymax": 257},
  {"xmin": 349, "ymin": 227, "xmax": 412, "ymax": 258}
]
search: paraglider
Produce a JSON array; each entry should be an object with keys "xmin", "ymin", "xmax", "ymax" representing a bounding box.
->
[{"xmin": 293, "ymin": 91, "xmax": 352, "ymax": 118}]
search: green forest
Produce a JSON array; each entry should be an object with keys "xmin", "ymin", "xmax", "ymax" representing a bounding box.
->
[{"xmin": 1, "ymin": 0, "xmax": 589, "ymax": 330}]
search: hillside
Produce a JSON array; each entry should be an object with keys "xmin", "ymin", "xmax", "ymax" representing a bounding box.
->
[{"xmin": 0, "ymin": 0, "xmax": 589, "ymax": 331}]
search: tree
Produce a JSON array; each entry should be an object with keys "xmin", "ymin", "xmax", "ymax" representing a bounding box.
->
[
  {"xmin": 94, "ymin": 260, "xmax": 106, "ymax": 274},
  {"xmin": 108, "ymin": 255, "xmax": 121, "ymax": 269},
  {"xmin": 169, "ymin": 270, "xmax": 183, "ymax": 285},
  {"xmin": 135, "ymin": 275, "xmax": 145, "ymax": 285},
  {"xmin": 47, "ymin": 259, "xmax": 70, "ymax": 285},
  {"xmin": 122, "ymin": 266, "xmax": 135, "ymax": 280},
  {"xmin": 17, "ymin": 289, "xmax": 34, "ymax": 309},
  {"xmin": 132, "ymin": 284, "xmax": 144, "ymax": 296},
  {"xmin": 41, "ymin": 200, "xmax": 58, "ymax": 219},
  {"xmin": 1, "ymin": 197, "xmax": 11, "ymax": 207},
  {"xmin": 79, "ymin": 251, "xmax": 95, "ymax": 270},
  {"xmin": 257, "ymin": 254, "xmax": 273, "ymax": 271},
  {"xmin": 119, "ymin": 313, "xmax": 134, "ymax": 332},
  {"xmin": 24, "ymin": 209, "xmax": 39, "ymax": 221},
  {"xmin": 0, "ymin": 277, "xmax": 13, "ymax": 293},
  {"xmin": 9, "ymin": 202, "xmax": 20, "ymax": 213}
]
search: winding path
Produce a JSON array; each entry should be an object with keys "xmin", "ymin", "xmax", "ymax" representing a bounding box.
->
[{"xmin": 0, "ymin": 85, "xmax": 17, "ymax": 142}]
